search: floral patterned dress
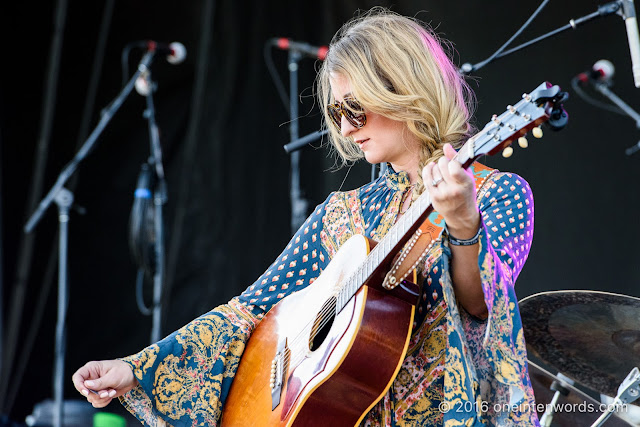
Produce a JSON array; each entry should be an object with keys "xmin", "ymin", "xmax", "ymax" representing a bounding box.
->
[{"xmin": 120, "ymin": 164, "xmax": 539, "ymax": 426}]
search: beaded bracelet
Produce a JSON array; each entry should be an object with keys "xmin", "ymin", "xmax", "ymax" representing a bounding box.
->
[{"xmin": 444, "ymin": 223, "xmax": 482, "ymax": 246}]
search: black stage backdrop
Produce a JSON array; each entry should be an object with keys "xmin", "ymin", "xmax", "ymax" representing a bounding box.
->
[{"xmin": 1, "ymin": 0, "xmax": 639, "ymax": 423}]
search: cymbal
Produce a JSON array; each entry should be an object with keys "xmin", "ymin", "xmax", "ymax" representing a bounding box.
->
[{"xmin": 520, "ymin": 290, "xmax": 640, "ymax": 397}]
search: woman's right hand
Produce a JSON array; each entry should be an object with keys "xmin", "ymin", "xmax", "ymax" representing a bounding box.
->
[{"xmin": 71, "ymin": 360, "xmax": 138, "ymax": 408}]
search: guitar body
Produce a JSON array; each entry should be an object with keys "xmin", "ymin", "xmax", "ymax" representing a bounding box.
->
[{"xmin": 222, "ymin": 234, "xmax": 416, "ymax": 426}]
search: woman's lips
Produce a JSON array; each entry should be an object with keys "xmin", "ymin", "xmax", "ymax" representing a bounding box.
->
[{"xmin": 355, "ymin": 138, "xmax": 369, "ymax": 149}]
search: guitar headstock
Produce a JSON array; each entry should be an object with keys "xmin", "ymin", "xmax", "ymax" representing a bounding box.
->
[{"xmin": 465, "ymin": 82, "xmax": 568, "ymax": 160}]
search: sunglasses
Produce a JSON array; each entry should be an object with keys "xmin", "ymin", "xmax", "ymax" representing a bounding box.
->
[{"xmin": 327, "ymin": 97, "xmax": 367, "ymax": 130}]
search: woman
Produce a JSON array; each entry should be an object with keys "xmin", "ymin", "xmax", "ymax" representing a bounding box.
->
[{"xmin": 73, "ymin": 8, "xmax": 539, "ymax": 426}]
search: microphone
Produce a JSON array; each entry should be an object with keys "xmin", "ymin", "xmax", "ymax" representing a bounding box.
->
[
  {"xmin": 575, "ymin": 59, "xmax": 615, "ymax": 85},
  {"xmin": 574, "ymin": 58, "xmax": 640, "ymax": 155},
  {"xmin": 620, "ymin": 0, "xmax": 640, "ymax": 87},
  {"xmin": 270, "ymin": 38, "xmax": 328, "ymax": 60},
  {"xmin": 130, "ymin": 40, "xmax": 187, "ymax": 64}
]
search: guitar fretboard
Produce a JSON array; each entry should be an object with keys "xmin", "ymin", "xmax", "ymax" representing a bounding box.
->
[{"xmin": 334, "ymin": 191, "xmax": 434, "ymax": 313}]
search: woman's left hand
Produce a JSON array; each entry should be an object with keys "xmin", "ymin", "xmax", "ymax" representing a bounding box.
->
[
  {"xmin": 422, "ymin": 143, "xmax": 480, "ymax": 238},
  {"xmin": 423, "ymin": 143, "xmax": 487, "ymax": 318}
]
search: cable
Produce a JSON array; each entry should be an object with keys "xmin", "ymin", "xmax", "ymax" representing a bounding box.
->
[
  {"xmin": 121, "ymin": 43, "xmax": 135, "ymax": 88},
  {"xmin": 129, "ymin": 163, "xmax": 156, "ymax": 280},
  {"xmin": 570, "ymin": 77, "xmax": 626, "ymax": 116},
  {"xmin": 264, "ymin": 41, "xmax": 290, "ymax": 113},
  {"xmin": 0, "ymin": 0, "xmax": 69, "ymax": 412},
  {"xmin": 164, "ymin": 0, "xmax": 216, "ymax": 324},
  {"xmin": 491, "ymin": 15, "xmax": 594, "ymax": 60},
  {"xmin": 467, "ymin": 0, "xmax": 550, "ymax": 73},
  {"xmin": 135, "ymin": 270, "xmax": 153, "ymax": 316}
]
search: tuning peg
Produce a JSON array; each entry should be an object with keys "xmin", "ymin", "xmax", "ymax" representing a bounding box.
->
[
  {"xmin": 502, "ymin": 146, "xmax": 514, "ymax": 158},
  {"xmin": 518, "ymin": 136, "xmax": 528, "ymax": 148},
  {"xmin": 532, "ymin": 126, "xmax": 543, "ymax": 138}
]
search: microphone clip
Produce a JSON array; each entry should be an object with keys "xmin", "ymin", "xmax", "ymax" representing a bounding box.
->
[
  {"xmin": 135, "ymin": 69, "xmax": 156, "ymax": 96},
  {"xmin": 616, "ymin": 0, "xmax": 636, "ymax": 20},
  {"xmin": 597, "ymin": 1, "xmax": 623, "ymax": 18}
]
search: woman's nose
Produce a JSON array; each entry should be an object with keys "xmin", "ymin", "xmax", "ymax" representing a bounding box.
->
[{"xmin": 340, "ymin": 115, "xmax": 357, "ymax": 137}]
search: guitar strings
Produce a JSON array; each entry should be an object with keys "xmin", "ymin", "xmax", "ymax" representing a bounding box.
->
[
  {"xmin": 279, "ymin": 196, "xmax": 430, "ymax": 370},
  {"xmin": 281, "ymin": 193, "xmax": 438, "ymax": 370},
  {"xmin": 278, "ymin": 186, "xmax": 444, "ymax": 370},
  {"xmin": 279, "ymin": 247, "xmax": 377, "ymax": 368}
]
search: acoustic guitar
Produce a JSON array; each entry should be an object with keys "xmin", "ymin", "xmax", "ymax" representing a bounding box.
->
[{"xmin": 222, "ymin": 82, "xmax": 568, "ymax": 426}]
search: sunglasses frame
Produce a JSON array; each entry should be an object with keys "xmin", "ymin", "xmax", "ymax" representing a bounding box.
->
[{"xmin": 326, "ymin": 97, "xmax": 367, "ymax": 130}]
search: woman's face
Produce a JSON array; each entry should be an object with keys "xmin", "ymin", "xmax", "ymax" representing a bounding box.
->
[{"xmin": 329, "ymin": 73, "xmax": 420, "ymax": 172}]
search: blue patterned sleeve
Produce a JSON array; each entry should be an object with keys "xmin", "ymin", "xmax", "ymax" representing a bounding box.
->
[
  {"xmin": 477, "ymin": 172, "xmax": 534, "ymax": 283},
  {"xmin": 118, "ymin": 195, "xmax": 334, "ymax": 426},
  {"xmin": 441, "ymin": 171, "xmax": 539, "ymax": 426},
  {"xmin": 472, "ymin": 171, "xmax": 537, "ymax": 421},
  {"xmin": 473, "ymin": 172, "xmax": 534, "ymax": 342},
  {"xmin": 234, "ymin": 197, "xmax": 333, "ymax": 317}
]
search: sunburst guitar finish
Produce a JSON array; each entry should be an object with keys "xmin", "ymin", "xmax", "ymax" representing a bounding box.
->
[{"xmin": 222, "ymin": 235, "xmax": 416, "ymax": 426}]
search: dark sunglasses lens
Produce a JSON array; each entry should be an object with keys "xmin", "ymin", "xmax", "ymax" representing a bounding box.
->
[
  {"xmin": 345, "ymin": 110, "xmax": 365, "ymax": 128},
  {"xmin": 327, "ymin": 105, "xmax": 342, "ymax": 129},
  {"xmin": 327, "ymin": 99, "xmax": 366, "ymax": 130},
  {"xmin": 344, "ymin": 98, "xmax": 362, "ymax": 111},
  {"xmin": 344, "ymin": 99, "xmax": 366, "ymax": 128}
]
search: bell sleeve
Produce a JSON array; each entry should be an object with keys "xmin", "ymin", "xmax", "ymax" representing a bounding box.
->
[
  {"xmin": 118, "ymin": 196, "xmax": 335, "ymax": 426},
  {"xmin": 441, "ymin": 171, "xmax": 538, "ymax": 426}
]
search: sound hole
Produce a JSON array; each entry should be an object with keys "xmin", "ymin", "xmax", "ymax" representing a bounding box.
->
[{"xmin": 309, "ymin": 297, "xmax": 337, "ymax": 352}]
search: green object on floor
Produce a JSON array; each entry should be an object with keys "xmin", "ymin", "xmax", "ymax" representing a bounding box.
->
[{"xmin": 94, "ymin": 412, "xmax": 126, "ymax": 427}]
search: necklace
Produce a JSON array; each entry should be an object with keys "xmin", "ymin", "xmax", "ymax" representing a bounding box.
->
[{"xmin": 399, "ymin": 185, "xmax": 416, "ymax": 215}]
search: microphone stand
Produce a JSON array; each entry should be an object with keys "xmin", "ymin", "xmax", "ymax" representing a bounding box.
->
[
  {"xmin": 283, "ymin": 129, "xmax": 327, "ymax": 154},
  {"xmin": 460, "ymin": 1, "xmax": 622, "ymax": 74},
  {"xmin": 23, "ymin": 51, "xmax": 155, "ymax": 427},
  {"xmin": 592, "ymin": 80, "xmax": 640, "ymax": 155},
  {"xmin": 136, "ymin": 70, "xmax": 168, "ymax": 344},
  {"xmin": 284, "ymin": 129, "xmax": 388, "ymax": 182},
  {"xmin": 287, "ymin": 51, "xmax": 308, "ymax": 233}
]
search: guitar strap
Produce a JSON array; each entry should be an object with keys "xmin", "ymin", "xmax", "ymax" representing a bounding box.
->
[{"xmin": 382, "ymin": 162, "xmax": 496, "ymax": 292}]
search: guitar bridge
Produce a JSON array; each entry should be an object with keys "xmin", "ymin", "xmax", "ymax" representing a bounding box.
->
[{"xmin": 270, "ymin": 339, "xmax": 287, "ymax": 410}]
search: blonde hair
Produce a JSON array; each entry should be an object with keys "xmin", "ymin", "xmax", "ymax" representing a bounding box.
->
[{"xmin": 318, "ymin": 8, "xmax": 475, "ymax": 195}]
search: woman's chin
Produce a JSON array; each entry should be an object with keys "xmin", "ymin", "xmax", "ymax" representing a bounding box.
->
[{"xmin": 363, "ymin": 152, "xmax": 384, "ymax": 165}]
